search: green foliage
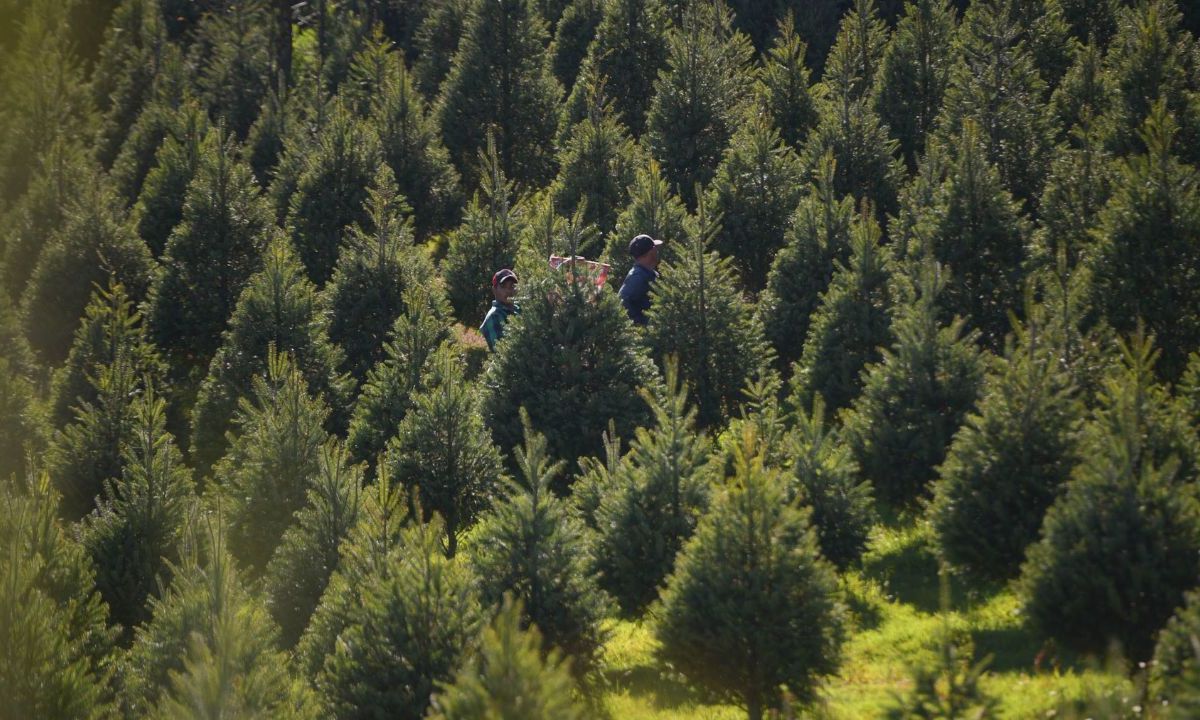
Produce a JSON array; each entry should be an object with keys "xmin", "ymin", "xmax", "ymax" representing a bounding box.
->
[
  {"xmin": 83, "ymin": 387, "xmax": 194, "ymax": 636},
  {"xmin": 285, "ymin": 101, "xmax": 381, "ymax": 286},
  {"xmin": 0, "ymin": 472, "xmax": 118, "ymax": 720},
  {"xmin": 435, "ymin": 0, "xmax": 562, "ymax": 188},
  {"xmin": 132, "ymin": 101, "xmax": 209, "ymax": 257},
  {"xmin": 706, "ymin": 113, "xmax": 804, "ymax": 291},
  {"xmin": 930, "ymin": 306, "xmax": 1083, "ymax": 580},
  {"xmin": 384, "ymin": 344, "xmax": 503, "ymax": 556},
  {"xmin": 843, "ymin": 266, "xmax": 985, "ymax": 505},
  {"xmin": 885, "ymin": 627, "xmax": 999, "ymax": 719},
  {"xmin": 602, "ymin": 158, "xmax": 691, "ymax": 286},
  {"xmin": 20, "ymin": 181, "xmax": 152, "ymax": 365},
  {"xmin": 873, "ymin": 0, "xmax": 958, "ymax": 168},
  {"xmin": 412, "ymin": 0, "xmax": 471, "ymax": 97},
  {"xmin": 1150, "ymin": 589, "xmax": 1200, "ymax": 711},
  {"xmin": 644, "ymin": 201, "xmax": 772, "ymax": 428},
  {"xmin": 193, "ymin": 0, "xmax": 273, "ymax": 140},
  {"xmin": 551, "ymin": 0, "xmax": 603, "ymax": 92},
  {"xmin": 787, "ymin": 396, "xmax": 876, "ymax": 569},
  {"xmin": 263, "ymin": 440, "xmax": 363, "ymax": 648},
  {"xmin": 592, "ymin": 359, "xmax": 713, "ymax": 616},
  {"xmin": 190, "ymin": 238, "xmax": 350, "ymax": 475},
  {"xmin": 1181, "ymin": 351, "xmax": 1200, "ymax": 427},
  {"xmin": 467, "ymin": 415, "xmax": 610, "ymax": 675},
  {"xmin": 427, "ymin": 597, "xmax": 588, "ymax": 720},
  {"xmin": 481, "ymin": 266, "xmax": 655, "ymax": 465},
  {"xmin": 656, "ymin": 428, "xmax": 844, "ymax": 720},
  {"xmin": 824, "ymin": 0, "xmax": 889, "ymax": 103},
  {"xmin": 756, "ymin": 13, "xmax": 820, "ymax": 150},
  {"xmin": 1087, "ymin": 102, "xmax": 1200, "ymax": 382},
  {"xmin": 0, "ymin": 355, "xmax": 43, "ymax": 483},
  {"xmin": 644, "ymin": 0, "xmax": 755, "ymax": 207},
  {"xmin": 1051, "ymin": 40, "xmax": 1115, "ymax": 144},
  {"xmin": 760, "ymin": 154, "xmax": 855, "ymax": 370},
  {"xmin": 790, "ymin": 208, "xmax": 893, "ymax": 415},
  {"xmin": 91, "ymin": 0, "xmax": 168, "ymax": 169},
  {"xmin": 317, "ymin": 514, "xmax": 484, "ymax": 720},
  {"xmin": 1019, "ymin": 334, "xmax": 1200, "ymax": 661},
  {"xmin": 1031, "ymin": 119, "xmax": 1115, "ymax": 273}
]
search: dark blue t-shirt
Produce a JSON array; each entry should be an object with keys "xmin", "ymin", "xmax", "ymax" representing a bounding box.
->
[{"xmin": 619, "ymin": 264, "xmax": 658, "ymax": 325}]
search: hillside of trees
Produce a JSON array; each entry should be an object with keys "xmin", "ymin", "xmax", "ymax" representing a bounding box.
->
[{"xmin": 2, "ymin": 0, "xmax": 1200, "ymax": 718}]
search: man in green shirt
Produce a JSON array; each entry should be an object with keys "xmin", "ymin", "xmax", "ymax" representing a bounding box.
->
[{"xmin": 480, "ymin": 268, "xmax": 520, "ymax": 351}]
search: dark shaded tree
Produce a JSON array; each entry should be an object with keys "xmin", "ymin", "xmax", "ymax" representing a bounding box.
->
[
  {"xmin": 131, "ymin": 101, "xmax": 209, "ymax": 257},
  {"xmin": 193, "ymin": 0, "xmax": 273, "ymax": 140},
  {"xmin": 601, "ymin": 158, "xmax": 691, "ymax": 288},
  {"xmin": 91, "ymin": 0, "xmax": 169, "ymax": 169},
  {"xmin": 551, "ymin": 0, "xmax": 603, "ymax": 92},
  {"xmin": 756, "ymin": 13, "xmax": 820, "ymax": 151}
]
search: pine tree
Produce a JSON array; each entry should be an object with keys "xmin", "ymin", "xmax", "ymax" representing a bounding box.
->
[
  {"xmin": 552, "ymin": 79, "xmax": 643, "ymax": 237},
  {"xmin": 190, "ymin": 238, "xmax": 351, "ymax": 475},
  {"xmin": 285, "ymin": 101, "xmax": 381, "ymax": 286},
  {"xmin": 442, "ymin": 136, "xmax": 527, "ymax": 323},
  {"xmin": 193, "ymin": 0, "xmax": 273, "ymax": 140},
  {"xmin": 788, "ymin": 395, "xmax": 877, "ymax": 569},
  {"xmin": 570, "ymin": 421, "xmax": 624, "ymax": 532},
  {"xmin": 790, "ymin": 209, "xmax": 894, "ymax": 415},
  {"xmin": 347, "ymin": 282, "xmax": 453, "ymax": 470},
  {"xmin": 760, "ymin": 154, "xmax": 856, "ymax": 371},
  {"xmin": 872, "ymin": 0, "xmax": 958, "ymax": 169},
  {"xmin": 644, "ymin": 0, "xmax": 755, "ymax": 208},
  {"xmin": 1031, "ymin": 119, "xmax": 1115, "ymax": 273},
  {"xmin": 0, "ymin": 471, "xmax": 118, "ymax": 720},
  {"xmin": 824, "ymin": 0, "xmax": 890, "ymax": 103},
  {"xmin": 1150, "ymin": 589, "xmax": 1200, "ymax": 711},
  {"xmin": 481, "ymin": 268, "xmax": 655, "ymax": 465},
  {"xmin": 885, "ymin": 626, "xmax": 999, "ymax": 719},
  {"xmin": 706, "ymin": 113, "xmax": 804, "ymax": 291},
  {"xmin": 468, "ymin": 415, "xmax": 610, "ymax": 675},
  {"xmin": 1051, "ymin": 40, "xmax": 1115, "ymax": 144},
  {"xmin": 412, "ymin": 0, "xmax": 471, "ymax": 97},
  {"xmin": 727, "ymin": 0, "xmax": 844, "ymax": 64},
  {"xmin": 82, "ymin": 386, "xmax": 193, "ymax": 639},
  {"xmin": 435, "ymin": 0, "xmax": 562, "ymax": 188},
  {"xmin": 131, "ymin": 101, "xmax": 210, "ymax": 257},
  {"xmin": 601, "ymin": 158, "xmax": 691, "ymax": 287},
  {"xmin": 931, "ymin": 304, "xmax": 1083, "ymax": 580},
  {"xmin": 317, "ymin": 514, "xmax": 484, "ymax": 720},
  {"xmin": 20, "ymin": 182, "xmax": 153, "ymax": 366},
  {"xmin": 384, "ymin": 345, "xmax": 502, "ymax": 557},
  {"xmin": 1088, "ymin": 102, "xmax": 1200, "ymax": 382},
  {"xmin": 1181, "ymin": 352, "xmax": 1200, "ymax": 427},
  {"xmin": 427, "ymin": 597, "xmax": 588, "ymax": 720},
  {"xmin": 592, "ymin": 359, "xmax": 713, "ymax": 616},
  {"xmin": 1059, "ymin": 0, "xmax": 1123, "ymax": 45},
  {"xmin": 656, "ymin": 428, "xmax": 844, "ymax": 720},
  {"xmin": 756, "ymin": 13, "xmax": 820, "ymax": 151},
  {"xmin": 559, "ymin": 0, "xmax": 671, "ymax": 137},
  {"xmin": 91, "ymin": 0, "xmax": 169, "ymax": 169},
  {"xmin": 324, "ymin": 166, "xmax": 433, "ymax": 384},
  {"xmin": 843, "ymin": 265, "xmax": 985, "ymax": 505},
  {"xmin": 551, "ymin": 0, "xmax": 603, "ymax": 92},
  {"xmin": 643, "ymin": 200, "xmax": 772, "ymax": 428},
  {"xmin": 145, "ymin": 125, "xmax": 272, "ymax": 405},
  {"xmin": 934, "ymin": 0, "xmax": 1056, "ymax": 208},
  {"xmin": 213, "ymin": 349, "xmax": 332, "ymax": 575},
  {"xmin": 0, "ymin": 355, "xmax": 43, "ymax": 483},
  {"xmin": 263, "ymin": 439, "xmax": 363, "ymax": 648}
]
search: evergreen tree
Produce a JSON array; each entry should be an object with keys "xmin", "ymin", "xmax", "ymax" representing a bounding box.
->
[
  {"xmin": 934, "ymin": 0, "xmax": 1056, "ymax": 208},
  {"xmin": 412, "ymin": 0, "xmax": 471, "ymax": 97},
  {"xmin": 760, "ymin": 154, "xmax": 856, "ymax": 371},
  {"xmin": 263, "ymin": 439, "xmax": 363, "ymax": 648},
  {"xmin": 82, "ymin": 387, "xmax": 193, "ymax": 638},
  {"xmin": 1059, "ymin": 0, "xmax": 1123, "ymax": 45},
  {"xmin": 1150, "ymin": 589, "xmax": 1200, "ymax": 711},
  {"xmin": 788, "ymin": 396, "xmax": 877, "ymax": 570},
  {"xmin": 481, "ymin": 268, "xmax": 655, "ymax": 465},
  {"xmin": 592, "ymin": 359, "xmax": 713, "ymax": 616},
  {"xmin": 91, "ymin": 0, "xmax": 169, "ymax": 169},
  {"xmin": 361, "ymin": 43, "xmax": 464, "ymax": 240},
  {"xmin": 706, "ymin": 113, "xmax": 804, "ymax": 291},
  {"xmin": 442, "ymin": 137, "xmax": 527, "ymax": 323},
  {"xmin": 930, "ymin": 305, "xmax": 1083, "ymax": 580},
  {"xmin": 0, "ymin": 472, "xmax": 118, "ymax": 720},
  {"xmin": 435, "ymin": 0, "xmax": 562, "ymax": 188},
  {"xmin": 790, "ymin": 209, "xmax": 893, "ymax": 415},
  {"xmin": 347, "ymin": 282, "xmax": 453, "ymax": 470},
  {"xmin": 756, "ymin": 13, "xmax": 820, "ymax": 151},
  {"xmin": 131, "ymin": 101, "xmax": 209, "ymax": 257},
  {"xmin": 643, "ymin": 201, "xmax": 772, "ymax": 428},
  {"xmin": 0, "ymin": 354, "xmax": 43, "ymax": 483},
  {"xmin": 885, "ymin": 628, "xmax": 999, "ymax": 719},
  {"xmin": 1180, "ymin": 352, "xmax": 1200, "ymax": 427},
  {"xmin": 601, "ymin": 158, "xmax": 690, "ymax": 288},
  {"xmin": 1051, "ymin": 40, "xmax": 1115, "ymax": 144},
  {"xmin": 1088, "ymin": 103, "xmax": 1200, "ymax": 382},
  {"xmin": 551, "ymin": 0, "xmax": 603, "ymax": 92},
  {"xmin": 644, "ymin": 0, "xmax": 755, "ymax": 208},
  {"xmin": 1031, "ymin": 119, "xmax": 1115, "ymax": 273},
  {"xmin": 384, "ymin": 344, "xmax": 502, "ymax": 557},
  {"xmin": 656, "ymin": 429, "xmax": 844, "ymax": 720},
  {"xmin": 20, "ymin": 182, "xmax": 153, "ymax": 366},
  {"xmin": 193, "ymin": 0, "xmax": 273, "ymax": 140},
  {"xmin": 552, "ymin": 79, "xmax": 643, "ymax": 237},
  {"xmin": 190, "ymin": 238, "xmax": 351, "ymax": 475},
  {"xmin": 146, "ymin": 125, "xmax": 273, "ymax": 407},
  {"xmin": 727, "ymin": 0, "xmax": 844, "ymax": 66},
  {"xmin": 468, "ymin": 416, "xmax": 609, "ymax": 675},
  {"xmin": 325, "ymin": 166, "xmax": 434, "ymax": 384},
  {"xmin": 317, "ymin": 514, "xmax": 484, "ymax": 720},
  {"xmin": 872, "ymin": 0, "xmax": 958, "ymax": 169},
  {"xmin": 842, "ymin": 265, "xmax": 985, "ymax": 505},
  {"xmin": 426, "ymin": 598, "xmax": 588, "ymax": 720},
  {"xmin": 824, "ymin": 0, "xmax": 890, "ymax": 103},
  {"xmin": 570, "ymin": 420, "xmax": 624, "ymax": 533},
  {"xmin": 285, "ymin": 101, "xmax": 381, "ymax": 286},
  {"xmin": 560, "ymin": 0, "xmax": 671, "ymax": 137}
]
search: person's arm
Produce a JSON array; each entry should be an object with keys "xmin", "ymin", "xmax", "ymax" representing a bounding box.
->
[{"xmin": 480, "ymin": 311, "xmax": 498, "ymax": 351}]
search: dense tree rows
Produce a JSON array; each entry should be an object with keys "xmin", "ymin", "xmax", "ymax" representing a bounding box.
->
[{"xmin": 2, "ymin": 0, "xmax": 1200, "ymax": 718}]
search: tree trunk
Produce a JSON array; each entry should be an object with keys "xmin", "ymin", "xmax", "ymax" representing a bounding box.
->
[{"xmin": 273, "ymin": 0, "xmax": 292, "ymax": 89}]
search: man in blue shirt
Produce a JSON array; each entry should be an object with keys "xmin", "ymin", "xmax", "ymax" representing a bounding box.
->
[
  {"xmin": 618, "ymin": 234, "xmax": 662, "ymax": 325},
  {"xmin": 480, "ymin": 268, "xmax": 519, "ymax": 350}
]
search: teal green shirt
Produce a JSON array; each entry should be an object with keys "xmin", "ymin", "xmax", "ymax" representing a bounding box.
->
[{"xmin": 480, "ymin": 300, "xmax": 519, "ymax": 350}]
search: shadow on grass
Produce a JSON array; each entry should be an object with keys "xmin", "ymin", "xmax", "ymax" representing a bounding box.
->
[{"xmin": 601, "ymin": 663, "xmax": 710, "ymax": 711}]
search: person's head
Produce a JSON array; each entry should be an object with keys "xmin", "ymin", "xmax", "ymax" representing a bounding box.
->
[
  {"xmin": 492, "ymin": 268, "xmax": 518, "ymax": 305},
  {"xmin": 629, "ymin": 234, "xmax": 663, "ymax": 269}
]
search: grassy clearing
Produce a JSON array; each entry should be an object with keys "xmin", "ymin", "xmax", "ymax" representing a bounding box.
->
[{"xmin": 596, "ymin": 514, "xmax": 1134, "ymax": 719}]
